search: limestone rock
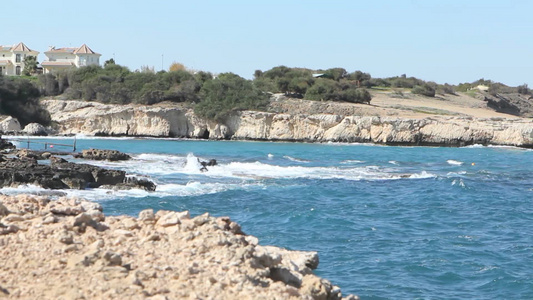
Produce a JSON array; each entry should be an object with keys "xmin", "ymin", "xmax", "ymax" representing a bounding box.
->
[
  {"xmin": 22, "ymin": 123, "xmax": 48, "ymax": 136},
  {"xmin": 41, "ymin": 99, "xmax": 533, "ymax": 147},
  {"xmin": 80, "ymin": 148, "xmax": 131, "ymax": 161},
  {"xmin": 0, "ymin": 194, "xmax": 358, "ymax": 299},
  {"xmin": 0, "ymin": 116, "xmax": 21, "ymax": 132}
]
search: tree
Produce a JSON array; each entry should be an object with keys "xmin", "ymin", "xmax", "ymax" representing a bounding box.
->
[
  {"xmin": 517, "ymin": 84, "xmax": 530, "ymax": 95},
  {"xmin": 323, "ymin": 68, "xmax": 347, "ymax": 81},
  {"xmin": 22, "ymin": 56, "xmax": 38, "ymax": 76},
  {"xmin": 140, "ymin": 65, "xmax": 155, "ymax": 74},
  {"xmin": 169, "ymin": 62, "xmax": 186, "ymax": 72},
  {"xmin": 0, "ymin": 76, "xmax": 51, "ymax": 126},
  {"xmin": 104, "ymin": 58, "xmax": 116, "ymax": 67},
  {"xmin": 305, "ymin": 79, "xmax": 337, "ymax": 101},
  {"xmin": 195, "ymin": 73, "xmax": 270, "ymax": 121},
  {"xmin": 347, "ymin": 71, "xmax": 371, "ymax": 87}
]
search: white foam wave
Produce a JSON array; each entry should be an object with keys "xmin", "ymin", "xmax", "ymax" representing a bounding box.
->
[
  {"xmin": 283, "ymin": 155, "xmax": 310, "ymax": 163},
  {"xmin": 0, "ymin": 184, "xmax": 52, "ymax": 195},
  {"xmin": 451, "ymin": 178, "xmax": 467, "ymax": 188},
  {"xmin": 200, "ymin": 161, "xmax": 435, "ymax": 181},
  {"xmin": 340, "ymin": 160, "xmax": 364, "ymax": 164},
  {"xmin": 0, "ymin": 181, "xmax": 255, "ymax": 201},
  {"xmin": 389, "ymin": 160, "xmax": 398, "ymax": 165},
  {"xmin": 447, "ymin": 160, "xmax": 464, "ymax": 166}
]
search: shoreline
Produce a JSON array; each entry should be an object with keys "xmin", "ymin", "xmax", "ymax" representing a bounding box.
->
[
  {"xmin": 0, "ymin": 194, "xmax": 358, "ymax": 299},
  {"xmin": 4, "ymin": 132, "xmax": 533, "ymax": 150}
]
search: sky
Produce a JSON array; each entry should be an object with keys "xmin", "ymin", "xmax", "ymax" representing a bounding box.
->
[{"xmin": 3, "ymin": 0, "xmax": 533, "ymax": 86}]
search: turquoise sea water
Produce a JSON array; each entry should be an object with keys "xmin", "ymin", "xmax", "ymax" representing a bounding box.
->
[{"xmin": 4, "ymin": 137, "xmax": 533, "ymax": 299}]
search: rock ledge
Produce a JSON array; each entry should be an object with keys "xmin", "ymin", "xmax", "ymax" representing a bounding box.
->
[{"xmin": 0, "ymin": 195, "xmax": 358, "ymax": 300}]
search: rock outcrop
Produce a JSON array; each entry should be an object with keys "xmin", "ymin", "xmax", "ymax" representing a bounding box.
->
[
  {"xmin": 480, "ymin": 92, "xmax": 533, "ymax": 117},
  {"xmin": 0, "ymin": 194, "xmax": 357, "ymax": 299},
  {"xmin": 41, "ymin": 100, "xmax": 533, "ymax": 147},
  {"xmin": 0, "ymin": 152, "xmax": 154, "ymax": 191},
  {"xmin": 77, "ymin": 148, "xmax": 132, "ymax": 161},
  {"xmin": 22, "ymin": 123, "xmax": 48, "ymax": 136},
  {"xmin": 0, "ymin": 116, "xmax": 21, "ymax": 133}
]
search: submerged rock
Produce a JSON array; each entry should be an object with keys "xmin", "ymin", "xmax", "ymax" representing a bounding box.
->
[{"xmin": 0, "ymin": 194, "xmax": 358, "ymax": 299}]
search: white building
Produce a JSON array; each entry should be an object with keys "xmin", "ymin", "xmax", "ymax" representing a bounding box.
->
[
  {"xmin": 0, "ymin": 42, "xmax": 39, "ymax": 76},
  {"xmin": 41, "ymin": 44, "xmax": 101, "ymax": 74}
]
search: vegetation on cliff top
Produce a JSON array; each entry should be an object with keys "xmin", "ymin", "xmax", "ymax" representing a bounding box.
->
[
  {"xmin": 1, "ymin": 61, "xmax": 532, "ymax": 125},
  {"xmin": 0, "ymin": 75, "xmax": 51, "ymax": 127}
]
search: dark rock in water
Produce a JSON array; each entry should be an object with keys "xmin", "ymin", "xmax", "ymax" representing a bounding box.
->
[
  {"xmin": 0, "ymin": 139, "xmax": 15, "ymax": 151},
  {"xmin": 123, "ymin": 177, "xmax": 157, "ymax": 191},
  {"xmin": 199, "ymin": 159, "xmax": 217, "ymax": 172},
  {"xmin": 0, "ymin": 155, "xmax": 126, "ymax": 190},
  {"xmin": 101, "ymin": 177, "xmax": 156, "ymax": 192},
  {"xmin": 79, "ymin": 149, "xmax": 131, "ymax": 161}
]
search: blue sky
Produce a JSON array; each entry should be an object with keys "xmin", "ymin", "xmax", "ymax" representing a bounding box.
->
[{"xmin": 4, "ymin": 0, "xmax": 532, "ymax": 86}]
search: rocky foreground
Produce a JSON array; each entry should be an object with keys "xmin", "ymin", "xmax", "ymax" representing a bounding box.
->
[
  {"xmin": 32, "ymin": 98, "xmax": 533, "ymax": 147},
  {"xmin": 0, "ymin": 195, "xmax": 357, "ymax": 299}
]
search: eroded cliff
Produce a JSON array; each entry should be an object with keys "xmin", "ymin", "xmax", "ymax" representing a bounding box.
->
[{"xmin": 41, "ymin": 99, "xmax": 533, "ymax": 147}]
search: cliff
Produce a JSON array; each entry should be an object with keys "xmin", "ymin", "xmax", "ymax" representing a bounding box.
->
[
  {"xmin": 0, "ymin": 194, "xmax": 356, "ymax": 299},
  {"xmin": 41, "ymin": 99, "xmax": 533, "ymax": 147}
]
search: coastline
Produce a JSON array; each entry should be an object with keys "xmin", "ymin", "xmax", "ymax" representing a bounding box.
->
[
  {"xmin": 0, "ymin": 194, "xmax": 357, "ymax": 299},
  {"xmin": 25, "ymin": 95, "xmax": 532, "ymax": 148}
]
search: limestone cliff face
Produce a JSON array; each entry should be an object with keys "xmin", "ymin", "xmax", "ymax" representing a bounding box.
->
[{"xmin": 41, "ymin": 100, "xmax": 533, "ymax": 147}]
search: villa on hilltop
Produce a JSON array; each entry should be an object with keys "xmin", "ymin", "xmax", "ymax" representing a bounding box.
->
[
  {"xmin": 0, "ymin": 42, "xmax": 39, "ymax": 76},
  {"xmin": 41, "ymin": 44, "xmax": 101, "ymax": 74}
]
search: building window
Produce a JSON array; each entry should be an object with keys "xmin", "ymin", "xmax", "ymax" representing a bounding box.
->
[
  {"xmin": 16, "ymin": 66, "xmax": 21, "ymax": 75},
  {"xmin": 16, "ymin": 54, "xmax": 21, "ymax": 62}
]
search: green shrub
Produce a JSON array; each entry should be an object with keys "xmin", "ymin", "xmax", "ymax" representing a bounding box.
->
[
  {"xmin": 412, "ymin": 84, "xmax": 436, "ymax": 97},
  {"xmin": 195, "ymin": 73, "xmax": 269, "ymax": 121},
  {"xmin": 305, "ymin": 79, "xmax": 337, "ymax": 101},
  {"xmin": 0, "ymin": 76, "xmax": 51, "ymax": 127}
]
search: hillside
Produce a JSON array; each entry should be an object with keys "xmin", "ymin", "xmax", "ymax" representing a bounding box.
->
[{"xmin": 269, "ymin": 90, "xmax": 523, "ymax": 119}]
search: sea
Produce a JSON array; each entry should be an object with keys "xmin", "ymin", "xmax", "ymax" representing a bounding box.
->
[{"xmin": 3, "ymin": 136, "xmax": 533, "ymax": 300}]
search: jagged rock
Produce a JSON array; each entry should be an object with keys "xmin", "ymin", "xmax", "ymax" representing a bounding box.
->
[
  {"xmin": 80, "ymin": 148, "xmax": 131, "ymax": 161},
  {"xmin": 0, "ymin": 194, "xmax": 358, "ymax": 299},
  {"xmin": 0, "ymin": 153, "xmax": 129, "ymax": 190},
  {"xmin": 22, "ymin": 123, "xmax": 48, "ymax": 136}
]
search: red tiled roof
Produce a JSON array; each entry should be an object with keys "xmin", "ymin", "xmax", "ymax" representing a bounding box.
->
[
  {"xmin": 74, "ymin": 44, "xmax": 100, "ymax": 55},
  {"xmin": 12, "ymin": 42, "xmax": 36, "ymax": 53}
]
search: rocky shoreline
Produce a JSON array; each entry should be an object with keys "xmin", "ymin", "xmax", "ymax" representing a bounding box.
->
[
  {"xmin": 0, "ymin": 194, "xmax": 358, "ymax": 299},
  {"xmin": 28, "ymin": 99, "xmax": 533, "ymax": 148},
  {"xmin": 0, "ymin": 145, "xmax": 155, "ymax": 192}
]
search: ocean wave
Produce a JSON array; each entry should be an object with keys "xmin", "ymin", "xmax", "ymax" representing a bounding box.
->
[
  {"xmin": 283, "ymin": 155, "xmax": 310, "ymax": 163},
  {"xmin": 0, "ymin": 181, "xmax": 258, "ymax": 201},
  {"xmin": 447, "ymin": 160, "xmax": 464, "ymax": 166},
  {"xmin": 340, "ymin": 160, "xmax": 365, "ymax": 164}
]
